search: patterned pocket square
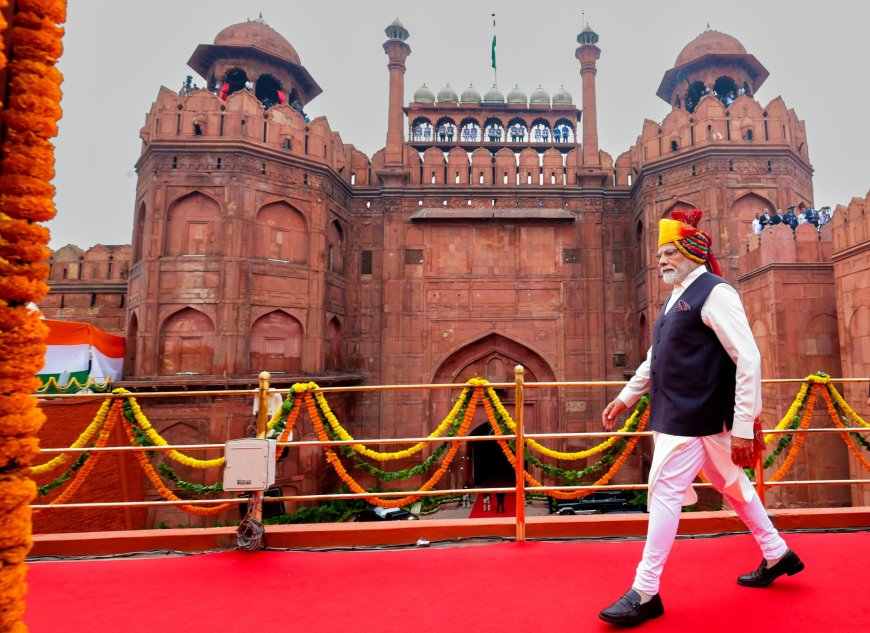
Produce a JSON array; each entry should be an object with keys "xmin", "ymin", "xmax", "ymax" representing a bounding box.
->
[{"xmin": 673, "ymin": 299, "xmax": 692, "ymax": 311}]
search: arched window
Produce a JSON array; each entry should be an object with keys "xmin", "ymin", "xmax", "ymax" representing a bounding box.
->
[
  {"xmin": 164, "ymin": 193, "xmax": 221, "ymax": 256},
  {"xmin": 327, "ymin": 220, "xmax": 344, "ymax": 274},
  {"xmin": 459, "ymin": 118, "xmax": 481, "ymax": 142},
  {"xmin": 126, "ymin": 313, "xmax": 139, "ymax": 377},
  {"xmin": 530, "ymin": 119, "xmax": 552, "ymax": 143},
  {"xmin": 324, "ymin": 317, "xmax": 342, "ymax": 371},
  {"xmin": 254, "ymin": 202, "xmax": 307, "ymax": 263},
  {"xmin": 435, "ymin": 117, "xmax": 457, "ymax": 142},
  {"xmin": 133, "ymin": 202, "xmax": 146, "ymax": 262},
  {"xmin": 685, "ymin": 80, "xmax": 706, "ymax": 114},
  {"xmin": 553, "ymin": 118, "xmax": 575, "ymax": 143},
  {"xmin": 714, "ymin": 75, "xmax": 738, "ymax": 107},
  {"xmin": 250, "ymin": 311, "xmax": 303, "ymax": 373},
  {"xmin": 158, "ymin": 308, "xmax": 215, "ymax": 375},
  {"xmin": 221, "ymin": 67, "xmax": 249, "ymax": 97},
  {"xmin": 506, "ymin": 118, "xmax": 529, "ymax": 143},
  {"xmin": 483, "ymin": 117, "xmax": 505, "ymax": 143},
  {"xmin": 411, "ymin": 117, "xmax": 433, "ymax": 142},
  {"xmin": 255, "ymin": 73, "xmax": 285, "ymax": 108}
]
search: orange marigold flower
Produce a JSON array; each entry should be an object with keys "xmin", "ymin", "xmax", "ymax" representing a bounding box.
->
[{"xmin": 17, "ymin": 0, "xmax": 67, "ymax": 23}]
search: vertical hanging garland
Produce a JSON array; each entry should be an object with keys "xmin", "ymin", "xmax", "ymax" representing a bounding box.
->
[{"xmin": 0, "ymin": 0, "xmax": 66, "ymax": 631}]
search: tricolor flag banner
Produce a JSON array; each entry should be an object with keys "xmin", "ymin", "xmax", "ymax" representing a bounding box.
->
[{"xmin": 37, "ymin": 319, "xmax": 125, "ymax": 389}]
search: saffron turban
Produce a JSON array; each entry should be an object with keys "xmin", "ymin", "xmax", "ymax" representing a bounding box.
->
[{"xmin": 658, "ymin": 208, "xmax": 722, "ymax": 276}]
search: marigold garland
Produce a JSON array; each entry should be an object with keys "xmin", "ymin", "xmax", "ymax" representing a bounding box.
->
[
  {"xmin": 317, "ymin": 387, "xmax": 473, "ymax": 482},
  {"xmin": 822, "ymin": 387, "xmax": 870, "ymax": 473},
  {"xmin": 0, "ymin": 2, "xmax": 66, "ymax": 628},
  {"xmin": 766, "ymin": 385, "xmax": 817, "ymax": 484},
  {"xmin": 313, "ymin": 388, "xmax": 480, "ymax": 508},
  {"xmin": 35, "ymin": 375, "xmax": 112, "ymax": 394},
  {"xmin": 310, "ymin": 382, "xmax": 472, "ymax": 461},
  {"xmin": 117, "ymin": 389, "xmax": 226, "ymax": 469},
  {"xmin": 826, "ymin": 381, "xmax": 869, "ymax": 428},
  {"xmin": 482, "ymin": 387, "xmax": 650, "ymax": 499},
  {"xmin": 30, "ymin": 397, "xmax": 112, "ymax": 474},
  {"xmin": 491, "ymin": 385, "xmax": 646, "ymax": 461},
  {"xmin": 487, "ymin": 390, "xmax": 645, "ymax": 484},
  {"xmin": 120, "ymin": 413, "xmax": 231, "ymax": 517},
  {"xmin": 40, "ymin": 400, "xmax": 120, "ymax": 507}
]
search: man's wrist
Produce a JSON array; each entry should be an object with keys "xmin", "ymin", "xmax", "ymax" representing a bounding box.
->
[{"xmin": 731, "ymin": 419, "xmax": 754, "ymax": 440}]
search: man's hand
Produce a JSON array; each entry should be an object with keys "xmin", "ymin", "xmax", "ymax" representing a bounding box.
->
[
  {"xmin": 602, "ymin": 399, "xmax": 628, "ymax": 431},
  {"xmin": 731, "ymin": 436, "xmax": 756, "ymax": 467}
]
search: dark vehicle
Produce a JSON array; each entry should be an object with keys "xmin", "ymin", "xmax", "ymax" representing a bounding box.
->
[
  {"xmin": 550, "ymin": 491, "xmax": 641, "ymax": 515},
  {"xmin": 354, "ymin": 507, "xmax": 420, "ymax": 522}
]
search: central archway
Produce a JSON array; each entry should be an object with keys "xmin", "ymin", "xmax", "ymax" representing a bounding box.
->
[{"xmin": 431, "ymin": 333, "xmax": 557, "ymax": 488}]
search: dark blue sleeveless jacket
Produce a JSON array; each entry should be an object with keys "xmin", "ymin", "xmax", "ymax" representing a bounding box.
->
[{"xmin": 649, "ymin": 272, "xmax": 736, "ymax": 436}]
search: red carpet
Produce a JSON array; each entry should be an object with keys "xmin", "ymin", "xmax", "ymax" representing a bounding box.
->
[
  {"xmin": 469, "ymin": 492, "xmax": 517, "ymax": 518},
  {"xmin": 25, "ymin": 531, "xmax": 868, "ymax": 633}
]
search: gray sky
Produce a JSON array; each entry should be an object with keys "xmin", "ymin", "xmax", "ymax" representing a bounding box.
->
[{"xmin": 50, "ymin": 1, "xmax": 870, "ymax": 249}]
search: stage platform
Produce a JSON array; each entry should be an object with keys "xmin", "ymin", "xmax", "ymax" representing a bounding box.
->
[{"xmin": 26, "ymin": 527, "xmax": 870, "ymax": 633}]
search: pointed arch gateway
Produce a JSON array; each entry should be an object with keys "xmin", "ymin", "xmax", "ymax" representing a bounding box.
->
[{"xmin": 431, "ymin": 333, "xmax": 558, "ymax": 487}]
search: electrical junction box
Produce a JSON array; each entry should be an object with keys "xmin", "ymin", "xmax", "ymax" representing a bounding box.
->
[{"xmin": 222, "ymin": 438, "xmax": 276, "ymax": 492}]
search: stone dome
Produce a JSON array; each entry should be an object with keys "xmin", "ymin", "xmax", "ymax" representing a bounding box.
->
[
  {"xmin": 214, "ymin": 18, "xmax": 301, "ymax": 65},
  {"xmin": 675, "ymin": 30, "xmax": 747, "ymax": 67},
  {"xmin": 483, "ymin": 84, "xmax": 505, "ymax": 104},
  {"xmin": 437, "ymin": 84, "xmax": 458, "ymax": 104},
  {"xmin": 460, "ymin": 84, "xmax": 481, "ymax": 104},
  {"xmin": 552, "ymin": 85, "xmax": 573, "ymax": 106},
  {"xmin": 507, "ymin": 84, "xmax": 527, "ymax": 105},
  {"xmin": 413, "ymin": 84, "xmax": 435, "ymax": 104},
  {"xmin": 530, "ymin": 85, "xmax": 550, "ymax": 106}
]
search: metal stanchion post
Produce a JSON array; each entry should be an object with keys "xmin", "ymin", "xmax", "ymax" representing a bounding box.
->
[
  {"xmin": 755, "ymin": 451, "xmax": 766, "ymax": 503},
  {"xmin": 514, "ymin": 365, "xmax": 526, "ymax": 542},
  {"xmin": 249, "ymin": 371, "xmax": 271, "ymax": 524}
]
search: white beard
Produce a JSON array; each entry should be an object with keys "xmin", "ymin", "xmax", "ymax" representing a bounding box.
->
[
  {"xmin": 660, "ymin": 259, "xmax": 699, "ymax": 286},
  {"xmin": 661, "ymin": 269, "xmax": 684, "ymax": 285}
]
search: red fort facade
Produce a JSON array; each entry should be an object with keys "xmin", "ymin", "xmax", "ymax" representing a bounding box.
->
[{"xmin": 40, "ymin": 18, "xmax": 870, "ymax": 527}]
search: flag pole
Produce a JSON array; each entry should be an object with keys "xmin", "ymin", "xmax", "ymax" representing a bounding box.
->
[{"xmin": 491, "ymin": 13, "xmax": 497, "ymax": 87}]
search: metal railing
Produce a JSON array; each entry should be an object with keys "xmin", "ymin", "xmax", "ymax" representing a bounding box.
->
[{"xmin": 31, "ymin": 369, "xmax": 870, "ymax": 544}]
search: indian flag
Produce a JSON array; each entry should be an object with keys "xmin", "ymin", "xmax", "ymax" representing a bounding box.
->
[{"xmin": 37, "ymin": 319, "xmax": 125, "ymax": 388}]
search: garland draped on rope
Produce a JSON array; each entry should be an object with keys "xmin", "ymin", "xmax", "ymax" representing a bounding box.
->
[
  {"xmin": 29, "ymin": 373, "xmax": 870, "ymax": 518},
  {"xmin": 35, "ymin": 375, "xmax": 112, "ymax": 394},
  {"xmin": 481, "ymin": 386, "xmax": 650, "ymax": 499},
  {"xmin": 308, "ymin": 384, "xmax": 480, "ymax": 508}
]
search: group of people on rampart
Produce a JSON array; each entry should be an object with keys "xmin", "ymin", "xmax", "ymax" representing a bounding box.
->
[{"xmin": 752, "ymin": 206, "xmax": 831, "ymax": 236}]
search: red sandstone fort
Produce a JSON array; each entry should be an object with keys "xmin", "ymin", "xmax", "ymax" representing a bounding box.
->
[{"xmin": 38, "ymin": 17, "xmax": 870, "ymax": 529}]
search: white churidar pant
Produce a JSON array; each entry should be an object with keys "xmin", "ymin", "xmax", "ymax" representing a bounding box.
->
[{"xmin": 632, "ymin": 430, "xmax": 789, "ymax": 594}]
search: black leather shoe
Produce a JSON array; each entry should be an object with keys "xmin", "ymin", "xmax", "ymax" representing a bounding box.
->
[
  {"xmin": 599, "ymin": 589, "xmax": 664, "ymax": 626},
  {"xmin": 737, "ymin": 549, "xmax": 804, "ymax": 587}
]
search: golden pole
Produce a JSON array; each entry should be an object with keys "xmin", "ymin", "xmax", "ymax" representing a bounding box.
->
[
  {"xmin": 514, "ymin": 365, "xmax": 526, "ymax": 542},
  {"xmin": 755, "ymin": 422, "xmax": 766, "ymax": 502},
  {"xmin": 250, "ymin": 371, "xmax": 271, "ymax": 523}
]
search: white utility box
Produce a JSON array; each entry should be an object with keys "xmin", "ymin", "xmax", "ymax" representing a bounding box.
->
[{"xmin": 222, "ymin": 438, "xmax": 276, "ymax": 492}]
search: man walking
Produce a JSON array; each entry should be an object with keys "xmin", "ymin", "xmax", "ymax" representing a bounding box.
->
[{"xmin": 598, "ymin": 209, "xmax": 803, "ymax": 627}]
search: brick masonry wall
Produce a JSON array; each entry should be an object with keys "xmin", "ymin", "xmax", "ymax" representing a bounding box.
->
[{"xmin": 32, "ymin": 399, "xmax": 147, "ymax": 534}]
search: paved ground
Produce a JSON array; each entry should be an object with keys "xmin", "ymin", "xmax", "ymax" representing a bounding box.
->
[{"xmin": 419, "ymin": 494, "xmax": 554, "ymax": 520}]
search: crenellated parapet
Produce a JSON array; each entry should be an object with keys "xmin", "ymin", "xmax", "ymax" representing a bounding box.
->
[
  {"xmin": 138, "ymin": 86, "xmax": 372, "ymax": 188},
  {"xmin": 42, "ymin": 244, "xmax": 132, "ymax": 335},
  {"xmin": 627, "ymin": 93, "xmax": 809, "ymax": 174},
  {"xmin": 829, "ymin": 191, "xmax": 870, "ymax": 505},
  {"xmin": 831, "ymin": 192, "xmax": 870, "ymax": 254}
]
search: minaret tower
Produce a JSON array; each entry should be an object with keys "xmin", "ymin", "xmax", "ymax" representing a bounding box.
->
[
  {"xmin": 382, "ymin": 18, "xmax": 411, "ymax": 171},
  {"xmin": 575, "ymin": 23, "xmax": 606, "ymax": 185}
]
